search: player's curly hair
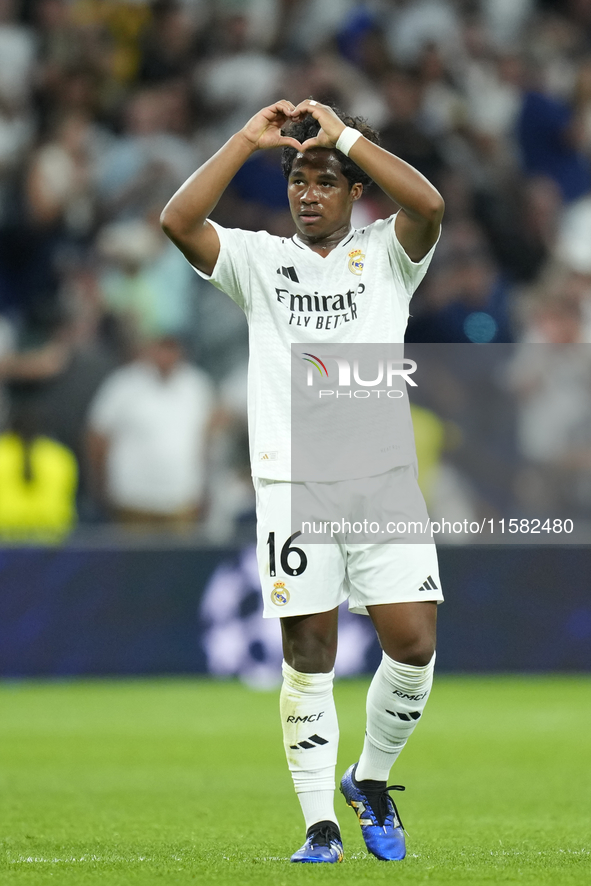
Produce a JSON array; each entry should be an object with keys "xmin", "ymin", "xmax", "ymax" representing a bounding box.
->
[{"xmin": 281, "ymin": 104, "xmax": 380, "ymax": 190}]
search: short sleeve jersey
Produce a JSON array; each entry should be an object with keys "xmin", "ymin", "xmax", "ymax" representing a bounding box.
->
[{"xmin": 195, "ymin": 214, "xmax": 437, "ymax": 480}]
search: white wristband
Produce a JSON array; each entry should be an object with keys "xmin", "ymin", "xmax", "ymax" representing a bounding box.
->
[{"xmin": 335, "ymin": 126, "xmax": 362, "ymax": 157}]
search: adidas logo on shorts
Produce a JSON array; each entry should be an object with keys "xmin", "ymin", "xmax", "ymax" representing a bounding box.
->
[{"xmin": 418, "ymin": 575, "xmax": 438, "ymax": 592}]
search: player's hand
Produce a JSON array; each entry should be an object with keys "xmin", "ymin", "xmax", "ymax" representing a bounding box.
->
[
  {"xmin": 240, "ymin": 100, "xmax": 303, "ymax": 151},
  {"xmin": 290, "ymin": 99, "xmax": 347, "ymax": 151}
]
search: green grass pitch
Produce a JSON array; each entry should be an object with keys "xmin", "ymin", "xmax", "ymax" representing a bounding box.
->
[{"xmin": 0, "ymin": 676, "xmax": 590, "ymax": 885}]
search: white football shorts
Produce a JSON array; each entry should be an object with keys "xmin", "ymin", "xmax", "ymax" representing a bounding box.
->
[{"xmin": 255, "ymin": 464, "xmax": 443, "ymax": 618}]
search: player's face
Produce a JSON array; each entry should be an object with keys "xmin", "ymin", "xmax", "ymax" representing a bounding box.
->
[{"xmin": 287, "ymin": 150, "xmax": 362, "ymax": 240}]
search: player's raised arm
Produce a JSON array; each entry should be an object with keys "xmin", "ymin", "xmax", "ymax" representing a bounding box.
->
[
  {"xmin": 291, "ymin": 99, "xmax": 444, "ymax": 262},
  {"xmin": 160, "ymin": 100, "xmax": 301, "ymax": 275}
]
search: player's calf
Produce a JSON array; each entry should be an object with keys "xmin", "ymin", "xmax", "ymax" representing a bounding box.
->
[{"xmin": 280, "ymin": 661, "xmax": 340, "ymax": 844}]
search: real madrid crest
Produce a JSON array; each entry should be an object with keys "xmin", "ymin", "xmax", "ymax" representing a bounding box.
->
[
  {"xmin": 271, "ymin": 581, "xmax": 290, "ymax": 606},
  {"xmin": 348, "ymin": 248, "xmax": 365, "ymax": 276}
]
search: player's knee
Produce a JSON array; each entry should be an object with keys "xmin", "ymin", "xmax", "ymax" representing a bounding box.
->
[
  {"xmin": 283, "ymin": 634, "xmax": 337, "ymax": 674},
  {"xmin": 281, "ymin": 612, "xmax": 338, "ymax": 673},
  {"xmin": 398, "ymin": 641, "xmax": 436, "ymax": 667},
  {"xmin": 383, "ymin": 636, "xmax": 435, "ymax": 667}
]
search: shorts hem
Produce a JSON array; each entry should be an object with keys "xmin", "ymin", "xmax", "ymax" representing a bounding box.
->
[
  {"xmin": 349, "ymin": 593, "xmax": 444, "ymax": 615},
  {"xmin": 262, "ymin": 599, "xmax": 348, "ymax": 619},
  {"xmin": 263, "ymin": 593, "xmax": 444, "ymax": 618}
]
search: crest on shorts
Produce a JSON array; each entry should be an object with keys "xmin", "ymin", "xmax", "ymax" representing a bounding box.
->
[
  {"xmin": 348, "ymin": 248, "xmax": 365, "ymax": 275},
  {"xmin": 271, "ymin": 581, "xmax": 290, "ymax": 606}
]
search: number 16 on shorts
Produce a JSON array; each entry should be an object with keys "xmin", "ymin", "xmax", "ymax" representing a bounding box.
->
[
  {"xmin": 255, "ymin": 476, "xmax": 346, "ymax": 617},
  {"xmin": 267, "ymin": 531, "xmax": 308, "ymax": 577},
  {"xmin": 259, "ymin": 519, "xmax": 350, "ymax": 616}
]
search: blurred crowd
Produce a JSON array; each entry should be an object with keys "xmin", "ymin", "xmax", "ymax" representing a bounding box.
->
[{"xmin": 1, "ymin": 0, "xmax": 591, "ymax": 542}]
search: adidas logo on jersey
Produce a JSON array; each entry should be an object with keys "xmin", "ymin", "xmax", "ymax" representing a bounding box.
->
[
  {"xmin": 277, "ymin": 265, "xmax": 299, "ymax": 282},
  {"xmin": 418, "ymin": 575, "xmax": 438, "ymax": 591}
]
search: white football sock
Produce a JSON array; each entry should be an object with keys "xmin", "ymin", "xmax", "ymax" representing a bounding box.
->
[
  {"xmin": 280, "ymin": 660, "xmax": 339, "ymax": 829},
  {"xmin": 356, "ymin": 652, "xmax": 435, "ymax": 783}
]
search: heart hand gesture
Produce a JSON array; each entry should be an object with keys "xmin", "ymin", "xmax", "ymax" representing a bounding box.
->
[
  {"xmin": 290, "ymin": 99, "xmax": 347, "ymax": 151},
  {"xmin": 240, "ymin": 100, "xmax": 303, "ymax": 151}
]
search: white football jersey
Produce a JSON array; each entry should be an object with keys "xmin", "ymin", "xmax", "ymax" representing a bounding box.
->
[{"xmin": 195, "ymin": 214, "xmax": 438, "ymax": 480}]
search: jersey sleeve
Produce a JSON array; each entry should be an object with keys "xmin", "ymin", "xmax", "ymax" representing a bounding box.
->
[
  {"xmin": 376, "ymin": 213, "xmax": 440, "ymax": 300},
  {"xmin": 192, "ymin": 220, "xmax": 252, "ymax": 313}
]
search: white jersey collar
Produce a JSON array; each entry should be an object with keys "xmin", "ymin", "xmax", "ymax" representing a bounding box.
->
[{"xmin": 292, "ymin": 229, "xmax": 357, "ymax": 254}]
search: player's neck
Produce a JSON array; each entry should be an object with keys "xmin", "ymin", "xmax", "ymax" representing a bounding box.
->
[{"xmin": 296, "ymin": 222, "xmax": 353, "ymax": 257}]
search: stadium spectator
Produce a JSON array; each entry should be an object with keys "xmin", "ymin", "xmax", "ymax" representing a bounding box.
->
[
  {"xmin": 26, "ymin": 111, "xmax": 96, "ymax": 237},
  {"xmin": 95, "ymin": 85, "xmax": 197, "ymax": 223},
  {"xmin": 517, "ymin": 71, "xmax": 591, "ymax": 202},
  {"xmin": 137, "ymin": 1, "xmax": 200, "ymax": 85},
  {"xmin": 406, "ymin": 242, "xmax": 512, "ymax": 343},
  {"xmin": 205, "ymin": 358, "xmax": 254, "ymax": 541},
  {"xmin": 0, "ymin": 397, "xmax": 77, "ymax": 542},
  {"xmin": 0, "ymin": 292, "xmax": 121, "ymax": 466},
  {"xmin": 384, "ymin": 0, "xmax": 462, "ymax": 67},
  {"xmin": 379, "ymin": 68, "xmax": 445, "ymax": 190},
  {"xmin": 195, "ymin": 8, "xmax": 286, "ymax": 148},
  {"xmin": 86, "ymin": 334, "xmax": 215, "ymax": 528},
  {"xmin": 0, "ymin": 0, "xmax": 35, "ymax": 109},
  {"xmin": 0, "ymin": 312, "xmax": 15, "ymax": 427},
  {"xmin": 506, "ymin": 294, "xmax": 591, "ymax": 515},
  {"xmin": 556, "ymin": 191, "xmax": 591, "ymax": 279},
  {"xmin": 96, "ymin": 215, "xmax": 197, "ymax": 341}
]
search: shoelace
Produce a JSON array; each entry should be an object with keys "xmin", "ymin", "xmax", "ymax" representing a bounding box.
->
[
  {"xmin": 363, "ymin": 784, "xmax": 405, "ymax": 829},
  {"xmin": 308, "ymin": 821, "xmax": 341, "ymax": 847}
]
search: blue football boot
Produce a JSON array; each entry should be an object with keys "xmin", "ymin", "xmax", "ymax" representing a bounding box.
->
[
  {"xmin": 340, "ymin": 763, "xmax": 406, "ymax": 861},
  {"xmin": 290, "ymin": 820, "xmax": 344, "ymax": 863}
]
